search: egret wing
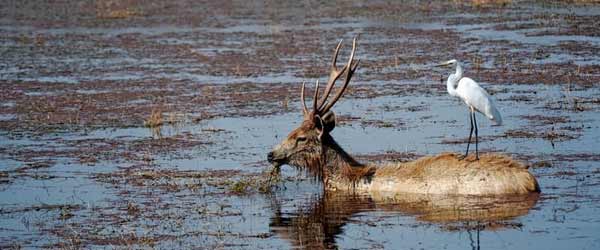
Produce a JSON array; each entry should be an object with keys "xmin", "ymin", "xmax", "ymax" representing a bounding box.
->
[{"xmin": 456, "ymin": 77, "xmax": 502, "ymax": 125}]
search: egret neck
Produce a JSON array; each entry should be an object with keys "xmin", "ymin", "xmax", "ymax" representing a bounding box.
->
[{"xmin": 446, "ymin": 62, "xmax": 462, "ymax": 97}]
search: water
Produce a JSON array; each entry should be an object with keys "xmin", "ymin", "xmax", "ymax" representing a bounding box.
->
[{"xmin": 1, "ymin": 1, "xmax": 600, "ymax": 249}]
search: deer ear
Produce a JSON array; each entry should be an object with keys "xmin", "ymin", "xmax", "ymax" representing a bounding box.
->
[
  {"xmin": 315, "ymin": 115, "xmax": 326, "ymax": 141},
  {"xmin": 321, "ymin": 111, "xmax": 336, "ymax": 133},
  {"xmin": 315, "ymin": 111, "xmax": 336, "ymax": 141}
]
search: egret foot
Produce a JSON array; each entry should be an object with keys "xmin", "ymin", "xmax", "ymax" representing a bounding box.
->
[{"xmin": 457, "ymin": 154, "xmax": 480, "ymax": 161}]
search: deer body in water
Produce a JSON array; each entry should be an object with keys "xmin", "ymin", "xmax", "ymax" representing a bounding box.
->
[{"xmin": 267, "ymin": 38, "xmax": 540, "ymax": 196}]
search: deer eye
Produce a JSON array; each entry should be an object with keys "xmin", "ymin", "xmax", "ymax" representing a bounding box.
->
[{"xmin": 296, "ymin": 136, "xmax": 307, "ymax": 143}]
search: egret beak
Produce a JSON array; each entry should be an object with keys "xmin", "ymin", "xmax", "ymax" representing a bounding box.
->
[{"xmin": 435, "ymin": 60, "xmax": 455, "ymax": 67}]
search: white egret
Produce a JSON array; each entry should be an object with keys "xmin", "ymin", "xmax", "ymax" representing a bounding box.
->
[{"xmin": 438, "ymin": 59, "xmax": 502, "ymax": 160}]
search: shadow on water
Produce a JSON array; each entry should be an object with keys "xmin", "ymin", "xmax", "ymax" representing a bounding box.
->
[{"xmin": 269, "ymin": 191, "xmax": 539, "ymax": 249}]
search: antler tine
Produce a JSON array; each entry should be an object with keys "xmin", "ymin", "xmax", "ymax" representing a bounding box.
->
[
  {"xmin": 331, "ymin": 39, "xmax": 343, "ymax": 69},
  {"xmin": 312, "ymin": 80, "xmax": 320, "ymax": 115},
  {"xmin": 321, "ymin": 37, "xmax": 358, "ymax": 114},
  {"xmin": 300, "ymin": 81, "xmax": 308, "ymax": 115},
  {"xmin": 317, "ymin": 40, "xmax": 347, "ymax": 111}
]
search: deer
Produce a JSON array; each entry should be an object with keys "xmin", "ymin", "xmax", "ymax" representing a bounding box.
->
[{"xmin": 267, "ymin": 37, "xmax": 540, "ymax": 196}]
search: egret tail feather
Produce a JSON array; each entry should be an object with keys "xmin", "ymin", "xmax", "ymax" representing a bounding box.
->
[{"xmin": 488, "ymin": 103, "xmax": 502, "ymax": 125}]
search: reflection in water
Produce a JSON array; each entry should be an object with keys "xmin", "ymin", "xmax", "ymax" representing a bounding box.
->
[
  {"xmin": 270, "ymin": 191, "xmax": 539, "ymax": 249},
  {"xmin": 469, "ymin": 227, "xmax": 481, "ymax": 250}
]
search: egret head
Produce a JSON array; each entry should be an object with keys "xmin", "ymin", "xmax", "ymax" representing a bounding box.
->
[{"xmin": 436, "ymin": 59, "xmax": 458, "ymax": 67}]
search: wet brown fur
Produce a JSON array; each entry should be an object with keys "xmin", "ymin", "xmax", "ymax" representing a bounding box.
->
[
  {"xmin": 339, "ymin": 164, "xmax": 376, "ymax": 184},
  {"xmin": 375, "ymin": 152, "xmax": 530, "ymax": 178},
  {"xmin": 332, "ymin": 152, "xmax": 540, "ymax": 195}
]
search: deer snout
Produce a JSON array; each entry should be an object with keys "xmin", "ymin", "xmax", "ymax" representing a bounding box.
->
[
  {"xmin": 267, "ymin": 151, "xmax": 274, "ymax": 163},
  {"xmin": 267, "ymin": 148, "xmax": 287, "ymax": 166}
]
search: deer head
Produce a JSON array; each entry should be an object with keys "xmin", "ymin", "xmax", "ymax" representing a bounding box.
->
[{"xmin": 267, "ymin": 38, "xmax": 360, "ymax": 180}]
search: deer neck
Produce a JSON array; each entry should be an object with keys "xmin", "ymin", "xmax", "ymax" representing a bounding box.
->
[
  {"xmin": 320, "ymin": 136, "xmax": 374, "ymax": 184},
  {"xmin": 322, "ymin": 136, "xmax": 361, "ymax": 168}
]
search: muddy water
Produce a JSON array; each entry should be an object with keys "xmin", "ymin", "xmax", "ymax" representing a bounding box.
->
[{"xmin": 1, "ymin": 1, "xmax": 600, "ymax": 249}]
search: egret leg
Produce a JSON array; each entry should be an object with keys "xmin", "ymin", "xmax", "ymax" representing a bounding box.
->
[
  {"xmin": 473, "ymin": 110, "xmax": 479, "ymax": 160},
  {"xmin": 459, "ymin": 109, "xmax": 474, "ymax": 160}
]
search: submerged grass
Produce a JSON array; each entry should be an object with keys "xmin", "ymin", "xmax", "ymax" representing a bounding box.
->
[
  {"xmin": 229, "ymin": 168, "xmax": 283, "ymax": 195},
  {"xmin": 144, "ymin": 108, "xmax": 163, "ymax": 128}
]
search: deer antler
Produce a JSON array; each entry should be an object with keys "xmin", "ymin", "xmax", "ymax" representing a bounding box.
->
[
  {"xmin": 317, "ymin": 40, "xmax": 347, "ymax": 111},
  {"xmin": 298, "ymin": 37, "xmax": 359, "ymax": 118},
  {"xmin": 300, "ymin": 81, "xmax": 308, "ymax": 115},
  {"xmin": 312, "ymin": 80, "xmax": 320, "ymax": 115},
  {"xmin": 319, "ymin": 37, "xmax": 359, "ymax": 115}
]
